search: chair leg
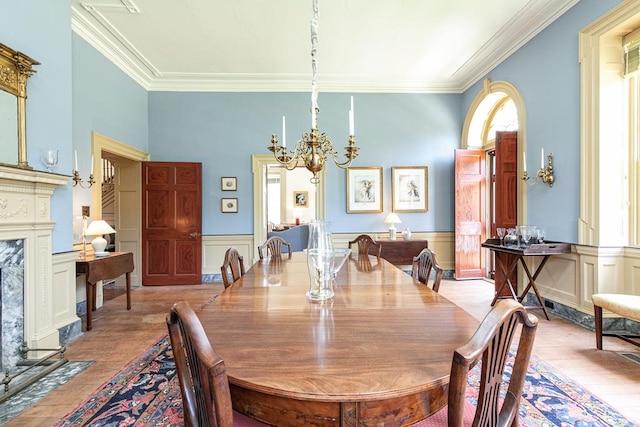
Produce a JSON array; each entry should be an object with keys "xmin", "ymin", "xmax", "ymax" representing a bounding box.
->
[{"xmin": 594, "ymin": 305, "xmax": 603, "ymax": 350}]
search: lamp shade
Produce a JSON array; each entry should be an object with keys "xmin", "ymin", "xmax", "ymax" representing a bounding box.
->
[
  {"xmin": 384, "ymin": 213, "xmax": 401, "ymax": 224},
  {"xmin": 85, "ymin": 220, "xmax": 116, "ymax": 256}
]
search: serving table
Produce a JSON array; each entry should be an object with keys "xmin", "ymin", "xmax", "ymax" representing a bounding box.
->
[
  {"xmin": 76, "ymin": 252, "xmax": 134, "ymax": 331},
  {"xmin": 197, "ymin": 252, "xmax": 479, "ymax": 426},
  {"xmin": 373, "ymin": 238, "xmax": 428, "ymax": 266},
  {"xmin": 481, "ymin": 239, "xmax": 571, "ymax": 320}
]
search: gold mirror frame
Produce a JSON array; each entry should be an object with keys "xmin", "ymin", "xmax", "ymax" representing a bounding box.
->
[{"xmin": 0, "ymin": 42, "xmax": 39, "ymax": 169}]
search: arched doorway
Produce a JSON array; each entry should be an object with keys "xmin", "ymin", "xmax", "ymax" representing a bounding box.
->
[{"xmin": 455, "ymin": 79, "xmax": 526, "ymax": 280}]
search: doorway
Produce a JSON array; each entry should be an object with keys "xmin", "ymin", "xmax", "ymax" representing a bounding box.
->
[
  {"xmin": 456, "ymin": 79, "xmax": 525, "ymax": 279},
  {"xmin": 252, "ymin": 154, "xmax": 325, "ymax": 259},
  {"xmin": 91, "ymin": 132, "xmax": 150, "ymax": 287}
]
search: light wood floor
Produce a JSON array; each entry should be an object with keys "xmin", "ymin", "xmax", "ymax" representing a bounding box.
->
[{"xmin": 5, "ymin": 279, "xmax": 640, "ymax": 426}]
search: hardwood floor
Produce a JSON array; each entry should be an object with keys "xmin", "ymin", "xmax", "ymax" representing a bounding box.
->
[{"xmin": 5, "ymin": 279, "xmax": 640, "ymax": 426}]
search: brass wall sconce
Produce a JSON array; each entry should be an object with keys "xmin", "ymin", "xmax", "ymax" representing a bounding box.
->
[{"xmin": 522, "ymin": 151, "xmax": 555, "ymax": 187}]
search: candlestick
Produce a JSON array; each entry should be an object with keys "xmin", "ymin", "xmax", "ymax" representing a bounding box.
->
[
  {"xmin": 349, "ymin": 96, "xmax": 354, "ymax": 135},
  {"xmin": 282, "ymin": 116, "xmax": 286, "ymax": 148}
]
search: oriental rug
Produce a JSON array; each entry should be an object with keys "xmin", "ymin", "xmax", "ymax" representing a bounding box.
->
[{"xmin": 54, "ymin": 334, "xmax": 636, "ymax": 427}]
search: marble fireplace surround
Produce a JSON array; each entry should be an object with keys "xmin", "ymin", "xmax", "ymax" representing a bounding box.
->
[{"xmin": 0, "ymin": 165, "xmax": 74, "ymax": 371}]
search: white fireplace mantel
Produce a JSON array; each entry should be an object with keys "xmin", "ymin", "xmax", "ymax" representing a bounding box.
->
[{"xmin": 0, "ymin": 165, "xmax": 73, "ymax": 355}]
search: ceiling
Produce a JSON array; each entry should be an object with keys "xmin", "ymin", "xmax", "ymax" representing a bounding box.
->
[{"xmin": 70, "ymin": 0, "xmax": 578, "ymax": 93}]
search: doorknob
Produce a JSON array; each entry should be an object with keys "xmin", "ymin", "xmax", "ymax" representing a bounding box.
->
[{"xmin": 189, "ymin": 232, "xmax": 201, "ymax": 238}]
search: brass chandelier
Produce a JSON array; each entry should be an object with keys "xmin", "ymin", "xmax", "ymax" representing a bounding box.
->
[{"xmin": 268, "ymin": 0, "xmax": 359, "ymax": 184}]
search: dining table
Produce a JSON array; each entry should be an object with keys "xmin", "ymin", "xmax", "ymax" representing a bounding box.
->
[{"xmin": 197, "ymin": 252, "xmax": 480, "ymax": 426}]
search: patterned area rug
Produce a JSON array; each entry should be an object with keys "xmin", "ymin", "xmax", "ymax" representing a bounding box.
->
[{"xmin": 54, "ymin": 334, "xmax": 636, "ymax": 427}]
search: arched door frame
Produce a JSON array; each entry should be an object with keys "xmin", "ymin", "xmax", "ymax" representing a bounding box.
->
[{"xmin": 461, "ymin": 78, "xmax": 528, "ymax": 227}]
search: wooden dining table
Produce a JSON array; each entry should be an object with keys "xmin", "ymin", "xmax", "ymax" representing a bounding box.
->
[{"xmin": 198, "ymin": 252, "xmax": 479, "ymax": 426}]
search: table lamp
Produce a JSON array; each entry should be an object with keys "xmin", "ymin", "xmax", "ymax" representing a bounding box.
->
[
  {"xmin": 384, "ymin": 213, "xmax": 401, "ymax": 240},
  {"xmin": 85, "ymin": 220, "xmax": 116, "ymax": 257}
]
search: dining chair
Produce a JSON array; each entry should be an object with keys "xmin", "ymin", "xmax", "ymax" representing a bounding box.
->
[
  {"xmin": 427, "ymin": 298, "xmax": 538, "ymax": 427},
  {"xmin": 348, "ymin": 234, "xmax": 382, "ymax": 260},
  {"xmin": 411, "ymin": 247, "xmax": 443, "ymax": 292},
  {"xmin": 220, "ymin": 247, "xmax": 245, "ymax": 289},
  {"xmin": 166, "ymin": 301, "xmax": 268, "ymax": 427},
  {"xmin": 258, "ymin": 236, "xmax": 292, "ymax": 260}
]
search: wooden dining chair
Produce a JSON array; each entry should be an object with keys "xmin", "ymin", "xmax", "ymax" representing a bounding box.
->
[
  {"xmin": 427, "ymin": 299, "xmax": 538, "ymax": 427},
  {"xmin": 348, "ymin": 234, "xmax": 382, "ymax": 260},
  {"xmin": 220, "ymin": 247, "xmax": 245, "ymax": 289},
  {"xmin": 257, "ymin": 236, "xmax": 292, "ymax": 260},
  {"xmin": 166, "ymin": 301, "xmax": 268, "ymax": 427},
  {"xmin": 411, "ymin": 247, "xmax": 444, "ymax": 292}
]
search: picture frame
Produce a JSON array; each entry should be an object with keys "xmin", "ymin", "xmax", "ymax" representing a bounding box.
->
[
  {"xmin": 346, "ymin": 166, "xmax": 383, "ymax": 213},
  {"xmin": 221, "ymin": 198, "xmax": 238, "ymax": 213},
  {"xmin": 293, "ymin": 191, "xmax": 309, "ymax": 208},
  {"xmin": 392, "ymin": 166, "xmax": 428, "ymax": 212},
  {"xmin": 221, "ymin": 177, "xmax": 237, "ymax": 191}
]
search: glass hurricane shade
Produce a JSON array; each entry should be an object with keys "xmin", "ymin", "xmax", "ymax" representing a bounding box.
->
[{"xmin": 85, "ymin": 220, "xmax": 116, "ymax": 254}]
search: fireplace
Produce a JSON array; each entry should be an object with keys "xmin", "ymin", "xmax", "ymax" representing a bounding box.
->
[{"xmin": 0, "ymin": 165, "xmax": 73, "ymax": 386}]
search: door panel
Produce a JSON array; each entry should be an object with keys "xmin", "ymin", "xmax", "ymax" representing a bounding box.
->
[
  {"xmin": 142, "ymin": 162, "xmax": 202, "ymax": 285},
  {"xmin": 454, "ymin": 149, "xmax": 486, "ymax": 279},
  {"xmin": 494, "ymin": 131, "xmax": 518, "ymax": 296}
]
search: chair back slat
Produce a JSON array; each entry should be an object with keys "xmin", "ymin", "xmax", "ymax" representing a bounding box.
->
[
  {"xmin": 411, "ymin": 248, "xmax": 443, "ymax": 292},
  {"xmin": 348, "ymin": 235, "xmax": 382, "ymax": 260},
  {"xmin": 447, "ymin": 299, "xmax": 538, "ymax": 427},
  {"xmin": 258, "ymin": 236, "xmax": 292, "ymax": 260},
  {"xmin": 221, "ymin": 247, "xmax": 245, "ymax": 289}
]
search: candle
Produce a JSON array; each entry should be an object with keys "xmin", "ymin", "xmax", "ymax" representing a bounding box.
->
[
  {"xmin": 523, "ymin": 151, "xmax": 527, "ymax": 174},
  {"xmin": 349, "ymin": 96, "xmax": 355, "ymax": 135},
  {"xmin": 282, "ymin": 116, "xmax": 286, "ymax": 148},
  {"xmin": 541, "ymin": 148, "xmax": 544, "ymax": 169},
  {"xmin": 74, "ymin": 150, "xmax": 78, "ymax": 171},
  {"xmin": 311, "ymin": 83, "xmax": 318, "ymax": 128},
  {"xmin": 91, "ymin": 155, "xmax": 94, "ymax": 175}
]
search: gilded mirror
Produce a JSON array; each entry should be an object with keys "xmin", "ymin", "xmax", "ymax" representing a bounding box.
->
[{"xmin": 0, "ymin": 42, "xmax": 39, "ymax": 169}]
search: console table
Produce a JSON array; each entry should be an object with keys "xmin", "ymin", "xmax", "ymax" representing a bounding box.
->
[
  {"xmin": 373, "ymin": 238, "xmax": 428, "ymax": 266},
  {"xmin": 481, "ymin": 239, "xmax": 571, "ymax": 320},
  {"xmin": 76, "ymin": 252, "xmax": 134, "ymax": 331}
]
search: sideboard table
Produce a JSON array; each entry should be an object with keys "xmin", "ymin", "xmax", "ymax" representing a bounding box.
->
[
  {"xmin": 76, "ymin": 252, "xmax": 134, "ymax": 330},
  {"xmin": 373, "ymin": 238, "xmax": 428, "ymax": 266}
]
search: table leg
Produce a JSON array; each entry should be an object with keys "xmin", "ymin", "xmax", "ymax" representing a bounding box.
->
[
  {"xmin": 491, "ymin": 253, "xmax": 520, "ymax": 306},
  {"xmin": 126, "ymin": 272, "xmax": 131, "ymax": 310},
  {"xmin": 85, "ymin": 279, "xmax": 94, "ymax": 331},
  {"xmin": 518, "ymin": 256, "xmax": 551, "ymax": 320}
]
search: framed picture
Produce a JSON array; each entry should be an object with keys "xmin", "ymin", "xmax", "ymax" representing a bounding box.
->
[
  {"xmin": 221, "ymin": 177, "xmax": 237, "ymax": 191},
  {"xmin": 221, "ymin": 198, "xmax": 238, "ymax": 213},
  {"xmin": 346, "ymin": 167, "xmax": 383, "ymax": 213},
  {"xmin": 392, "ymin": 166, "xmax": 428, "ymax": 212},
  {"xmin": 293, "ymin": 191, "xmax": 308, "ymax": 208}
]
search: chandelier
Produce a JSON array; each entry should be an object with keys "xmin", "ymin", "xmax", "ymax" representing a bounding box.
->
[{"xmin": 268, "ymin": 0, "xmax": 359, "ymax": 184}]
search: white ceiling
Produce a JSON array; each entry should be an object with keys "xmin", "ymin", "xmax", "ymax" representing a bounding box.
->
[{"xmin": 71, "ymin": 0, "xmax": 578, "ymax": 93}]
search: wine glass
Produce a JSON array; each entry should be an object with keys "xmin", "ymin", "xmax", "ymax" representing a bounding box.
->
[
  {"xmin": 497, "ymin": 227, "xmax": 506, "ymax": 245},
  {"xmin": 521, "ymin": 226, "xmax": 533, "ymax": 247},
  {"xmin": 43, "ymin": 149, "xmax": 58, "ymax": 172},
  {"xmin": 536, "ymin": 228, "xmax": 545, "ymax": 244}
]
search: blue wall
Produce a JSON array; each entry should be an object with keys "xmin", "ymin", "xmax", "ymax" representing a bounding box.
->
[
  {"xmin": 1, "ymin": 1, "xmax": 74, "ymax": 252},
  {"xmin": 149, "ymin": 91, "xmax": 462, "ymax": 234},
  {"xmin": 4, "ymin": 0, "xmax": 627, "ymax": 248},
  {"xmin": 462, "ymin": 0, "xmax": 622, "ymax": 243},
  {"xmin": 72, "ymin": 34, "xmax": 149, "ymax": 216}
]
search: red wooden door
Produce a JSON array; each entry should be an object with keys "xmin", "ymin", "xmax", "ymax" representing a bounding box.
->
[
  {"xmin": 494, "ymin": 131, "xmax": 518, "ymax": 295},
  {"xmin": 142, "ymin": 162, "xmax": 202, "ymax": 285},
  {"xmin": 454, "ymin": 149, "xmax": 486, "ymax": 279}
]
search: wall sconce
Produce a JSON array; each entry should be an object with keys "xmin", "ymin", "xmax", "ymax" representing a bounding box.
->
[
  {"xmin": 522, "ymin": 149, "xmax": 555, "ymax": 187},
  {"xmin": 72, "ymin": 150, "xmax": 95, "ymax": 188}
]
